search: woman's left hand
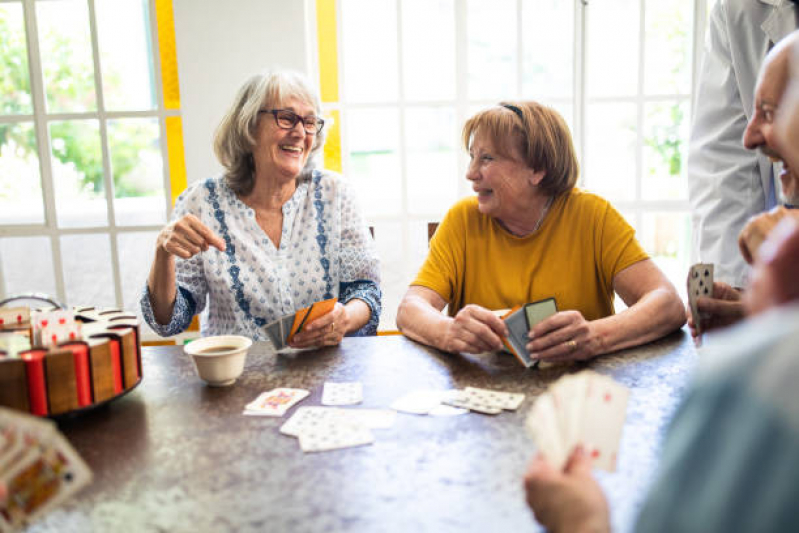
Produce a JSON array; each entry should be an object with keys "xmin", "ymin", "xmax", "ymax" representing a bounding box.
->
[
  {"xmin": 526, "ymin": 310, "xmax": 601, "ymax": 363},
  {"xmin": 289, "ymin": 302, "xmax": 349, "ymax": 348}
]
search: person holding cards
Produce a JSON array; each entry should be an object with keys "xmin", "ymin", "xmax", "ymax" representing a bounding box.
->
[
  {"xmin": 689, "ymin": 31, "xmax": 799, "ymax": 342},
  {"xmin": 524, "ymin": 219, "xmax": 799, "ymax": 533},
  {"xmin": 141, "ymin": 70, "xmax": 381, "ymax": 345},
  {"xmin": 396, "ymin": 102, "xmax": 685, "ymax": 361}
]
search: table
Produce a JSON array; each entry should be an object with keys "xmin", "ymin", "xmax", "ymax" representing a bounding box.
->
[{"xmin": 31, "ymin": 331, "xmax": 696, "ymax": 533}]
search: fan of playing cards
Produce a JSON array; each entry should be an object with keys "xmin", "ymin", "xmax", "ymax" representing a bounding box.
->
[
  {"xmin": 0, "ymin": 407, "xmax": 92, "ymax": 531},
  {"xmin": 525, "ymin": 371, "xmax": 630, "ymax": 472}
]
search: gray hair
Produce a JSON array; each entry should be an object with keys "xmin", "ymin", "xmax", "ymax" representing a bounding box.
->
[{"xmin": 213, "ymin": 70, "xmax": 326, "ymax": 195}]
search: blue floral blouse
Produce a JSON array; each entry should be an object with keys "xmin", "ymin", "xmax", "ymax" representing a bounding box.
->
[{"xmin": 141, "ymin": 170, "xmax": 381, "ymax": 339}]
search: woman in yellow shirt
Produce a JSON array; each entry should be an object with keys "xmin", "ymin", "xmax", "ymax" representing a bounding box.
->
[{"xmin": 396, "ymin": 102, "xmax": 685, "ymax": 361}]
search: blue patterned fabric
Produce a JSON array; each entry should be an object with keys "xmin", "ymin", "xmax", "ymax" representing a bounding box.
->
[{"xmin": 141, "ymin": 170, "xmax": 381, "ymax": 339}]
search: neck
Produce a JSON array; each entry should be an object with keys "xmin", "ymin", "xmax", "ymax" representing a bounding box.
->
[
  {"xmin": 242, "ymin": 171, "xmax": 297, "ymax": 211},
  {"xmin": 498, "ymin": 194, "xmax": 553, "ymax": 237}
]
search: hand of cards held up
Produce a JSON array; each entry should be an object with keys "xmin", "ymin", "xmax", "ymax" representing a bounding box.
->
[
  {"xmin": 525, "ymin": 371, "xmax": 630, "ymax": 472},
  {"xmin": 0, "ymin": 407, "xmax": 92, "ymax": 531},
  {"xmin": 687, "ymin": 263, "xmax": 714, "ymax": 337}
]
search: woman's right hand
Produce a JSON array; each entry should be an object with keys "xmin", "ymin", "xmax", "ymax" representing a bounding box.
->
[
  {"xmin": 157, "ymin": 214, "xmax": 226, "ymax": 259},
  {"xmin": 442, "ymin": 304, "xmax": 507, "ymax": 354}
]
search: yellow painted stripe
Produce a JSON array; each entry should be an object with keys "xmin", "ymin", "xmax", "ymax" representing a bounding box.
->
[
  {"xmin": 155, "ymin": 0, "xmax": 181, "ymax": 109},
  {"xmin": 324, "ymin": 109, "xmax": 342, "ymax": 173},
  {"xmin": 316, "ymin": 0, "xmax": 339, "ymax": 103},
  {"xmin": 166, "ymin": 116, "xmax": 187, "ymax": 204}
]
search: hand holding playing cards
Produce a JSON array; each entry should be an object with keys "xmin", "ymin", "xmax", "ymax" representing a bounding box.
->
[
  {"xmin": 686, "ymin": 281, "xmax": 744, "ymax": 340},
  {"xmin": 157, "ymin": 214, "xmax": 226, "ymax": 260},
  {"xmin": 526, "ymin": 310, "xmax": 598, "ymax": 362},
  {"xmin": 443, "ymin": 304, "xmax": 507, "ymax": 354},
  {"xmin": 290, "ymin": 302, "xmax": 348, "ymax": 348},
  {"xmin": 523, "ymin": 448, "xmax": 610, "ymax": 533}
]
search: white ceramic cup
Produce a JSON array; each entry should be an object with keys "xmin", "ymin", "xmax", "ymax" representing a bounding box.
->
[{"xmin": 184, "ymin": 335, "xmax": 253, "ymax": 386}]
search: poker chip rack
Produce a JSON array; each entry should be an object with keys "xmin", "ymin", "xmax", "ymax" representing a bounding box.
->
[{"xmin": 0, "ymin": 297, "xmax": 142, "ymax": 418}]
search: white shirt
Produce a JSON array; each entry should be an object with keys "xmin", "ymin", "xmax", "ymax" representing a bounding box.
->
[
  {"xmin": 688, "ymin": 0, "xmax": 796, "ymax": 287},
  {"xmin": 141, "ymin": 170, "xmax": 381, "ymax": 339}
]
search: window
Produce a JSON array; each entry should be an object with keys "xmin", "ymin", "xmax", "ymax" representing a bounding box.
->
[
  {"xmin": 313, "ymin": 0, "xmax": 708, "ymax": 328},
  {"xmin": 0, "ymin": 0, "xmax": 184, "ymax": 337}
]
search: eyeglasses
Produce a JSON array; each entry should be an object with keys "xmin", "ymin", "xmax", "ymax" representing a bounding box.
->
[{"xmin": 259, "ymin": 109, "xmax": 325, "ymax": 134}]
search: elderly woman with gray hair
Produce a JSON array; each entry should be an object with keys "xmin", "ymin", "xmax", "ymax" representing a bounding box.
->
[{"xmin": 141, "ymin": 70, "xmax": 381, "ymax": 345}]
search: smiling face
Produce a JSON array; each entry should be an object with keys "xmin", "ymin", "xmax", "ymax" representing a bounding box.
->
[
  {"xmin": 252, "ymin": 96, "xmax": 317, "ymax": 183},
  {"xmin": 743, "ymin": 42, "xmax": 799, "ymax": 205},
  {"xmin": 466, "ymin": 130, "xmax": 544, "ymax": 224}
]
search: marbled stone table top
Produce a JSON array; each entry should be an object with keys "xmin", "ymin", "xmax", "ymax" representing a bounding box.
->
[{"xmin": 32, "ymin": 331, "xmax": 696, "ymax": 533}]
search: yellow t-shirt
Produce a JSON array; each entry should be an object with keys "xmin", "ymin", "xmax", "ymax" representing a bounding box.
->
[{"xmin": 412, "ymin": 188, "xmax": 649, "ymax": 320}]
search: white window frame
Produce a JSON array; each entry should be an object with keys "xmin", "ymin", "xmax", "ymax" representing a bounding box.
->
[{"xmin": 0, "ymin": 0, "xmax": 175, "ymax": 313}]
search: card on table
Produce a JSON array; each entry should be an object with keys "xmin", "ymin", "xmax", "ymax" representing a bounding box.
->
[
  {"xmin": 298, "ymin": 423, "xmax": 374, "ymax": 453},
  {"xmin": 462, "ymin": 387, "xmax": 525, "ymax": 410},
  {"xmin": 390, "ymin": 389, "xmax": 465, "ymax": 416},
  {"xmin": 687, "ymin": 263, "xmax": 714, "ymax": 336},
  {"xmin": 442, "ymin": 390, "xmax": 503, "ymax": 415},
  {"xmin": 501, "ymin": 298, "xmax": 558, "ymax": 367},
  {"xmin": 280, "ymin": 406, "xmax": 395, "ymax": 438},
  {"xmin": 321, "ymin": 382, "xmax": 363, "ymax": 406},
  {"xmin": 243, "ymin": 388, "xmax": 309, "ymax": 417}
]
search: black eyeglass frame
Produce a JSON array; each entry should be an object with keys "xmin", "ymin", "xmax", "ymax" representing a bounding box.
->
[{"xmin": 258, "ymin": 108, "xmax": 325, "ymax": 134}]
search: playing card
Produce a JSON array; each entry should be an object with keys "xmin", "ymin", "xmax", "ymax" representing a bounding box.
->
[
  {"xmin": 298, "ymin": 423, "xmax": 374, "ymax": 453},
  {"xmin": 549, "ymin": 374, "xmax": 589, "ymax": 457},
  {"xmin": 280, "ymin": 315, "xmax": 295, "ymax": 345},
  {"xmin": 0, "ymin": 307, "xmax": 29, "ymax": 328},
  {"xmin": 243, "ymin": 388, "xmax": 309, "ymax": 417},
  {"xmin": 321, "ymin": 382, "xmax": 363, "ymax": 406},
  {"xmin": 463, "ymin": 387, "xmax": 525, "ymax": 410},
  {"xmin": 525, "ymin": 392, "xmax": 568, "ymax": 470},
  {"xmin": 279, "ymin": 406, "xmax": 344, "ymax": 437},
  {"xmin": 579, "ymin": 373, "xmax": 630, "ymax": 472},
  {"xmin": 264, "ymin": 320, "xmax": 284, "ymax": 350},
  {"xmin": 286, "ymin": 298, "xmax": 337, "ymax": 345},
  {"xmin": 502, "ymin": 307, "xmax": 534, "ymax": 367},
  {"xmin": 390, "ymin": 390, "xmax": 450, "ymax": 415},
  {"xmin": 0, "ymin": 408, "xmax": 91, "ymax": 531},
  {"xmin": 525, "ymin": 298, "xmax": 558, "ymax": 331},
  {"xmin": 442, "ymin": 390, "xmax": 502, "ymax": 415},
  {"xmin": 687, "ymin": 263, "xmax": 714, "ymax": 335}
]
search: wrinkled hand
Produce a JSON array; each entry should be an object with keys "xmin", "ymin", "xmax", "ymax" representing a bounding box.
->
[
  {"xmin": 526, "ymin": 311, "xmax": 599, "ymax": 363},
  {"xmin": 290, "ymin": 302, "xmax": 349, "ymax": 348},
  {"xmin": 441, "ymin": 304, "xmax": 506, "ymax": 354},
  {"xmin": 524, "ymin": 448, "xmax": 610, "ymax": 533},
  {"xmin": 686, "ymin": 281, "xmax": 744, "ymax": 340},
  {"xmin": 738, "ymin": 207, "xmax": 799, "ymax": 264},
  {"xmin": 157, "ymin": 214, "xmax": 226, "ymax": 260}
]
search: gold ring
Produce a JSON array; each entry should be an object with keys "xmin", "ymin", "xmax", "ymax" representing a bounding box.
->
[
  {"xmin": 329, "ymin": 322, "xmax": 335, "ymax": 332},
  {"xmin": 566, "ymin": 340, "xmax": 577, "ymax": 349}
]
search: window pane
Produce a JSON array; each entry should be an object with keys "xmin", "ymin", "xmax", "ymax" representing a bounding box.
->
[
  {"xmin": 341, "ymin": 0, "xmax": 398, "ymax": 103},
  {"xmin": 402, "ymin": 0, "xmax": 455, "ymax": 101},
  {"xmin": 467, "ymin": 0, "xmax": 517, "ymax": 100},
  {"xmin": 640, "ymin": 212, "xmax": 692, "ymax": 299},
  {"xmin": 95, "ymin": 0, "xmax": 156, "ymax": 111},
  {"xmin": 0, "ymin": 122, "xmax": 44, "ymax": 225},
  {"xmin": 645, "ymin": 0, "xmax": 692, "ymax": 95},
  {"xmin": 0, "ymin": 3, "xmax": 33, "ymax": 114},
  {"xmin": 117, "ymin": 231, "xmax": 156, "ymax": 311},
  {"xmin": 37, "ymin": 0, "xmax": 97, "ymax": 113},
  {"xmin": 108, "ymin": 118, "xmax": 166, "ymax": 226},
  {"xmin": 49, "ymin": 119, "xmax": 107, "ymax": 228},
  {"xmin": 586, "ymin": 0, "xmax": 639, "ymax": 98},
  {"xmin": 522, "ymin": 0, "xmax": 574, "ymax": 99},
  {"xmin": 405, "ymin": 107, "xmax": 458, "ymax": 216},
  {"xmin": 368, "ymin": 220, "xmax": 403, "ymax": 330},
  {"xmin": 584, "ymin": 103, "xmax": 637, "ymax": 201},
  {"xmin": 0, "ymin": 236, "xmax": 57, "ymax": 297},
  {"xmin": 61, "ymin": 233, "xmax": 115, "ymax": 307},
  {"xmin": 346, "ymin": 108, "xmax": 401, "ymax": 217},
  {"xmin": 642, "ymin": 100, "xmax": 689, "ymax": 200}
]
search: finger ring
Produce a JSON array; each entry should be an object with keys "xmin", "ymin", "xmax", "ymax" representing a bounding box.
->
[
  {"xmin": 329, "ymin": 322, "xmax": 335, "ymax": 332},
  {"xmin": 566, "ymin": 340, "xmax": 577, "ymax": 350}
]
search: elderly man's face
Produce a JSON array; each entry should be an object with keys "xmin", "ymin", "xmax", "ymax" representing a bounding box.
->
[
  {"xmin": 743, "ymin": 46, "xmax": 799, "ymax": 205},
  {"xmin": 776, "ymin": 45, "xmax": 799, "ymax": 205}
]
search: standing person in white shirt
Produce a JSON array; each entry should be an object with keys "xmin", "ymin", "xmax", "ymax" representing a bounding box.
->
[{"xmin": 689, "ymin": 0, "xmax": 796, "ymax": 289}]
